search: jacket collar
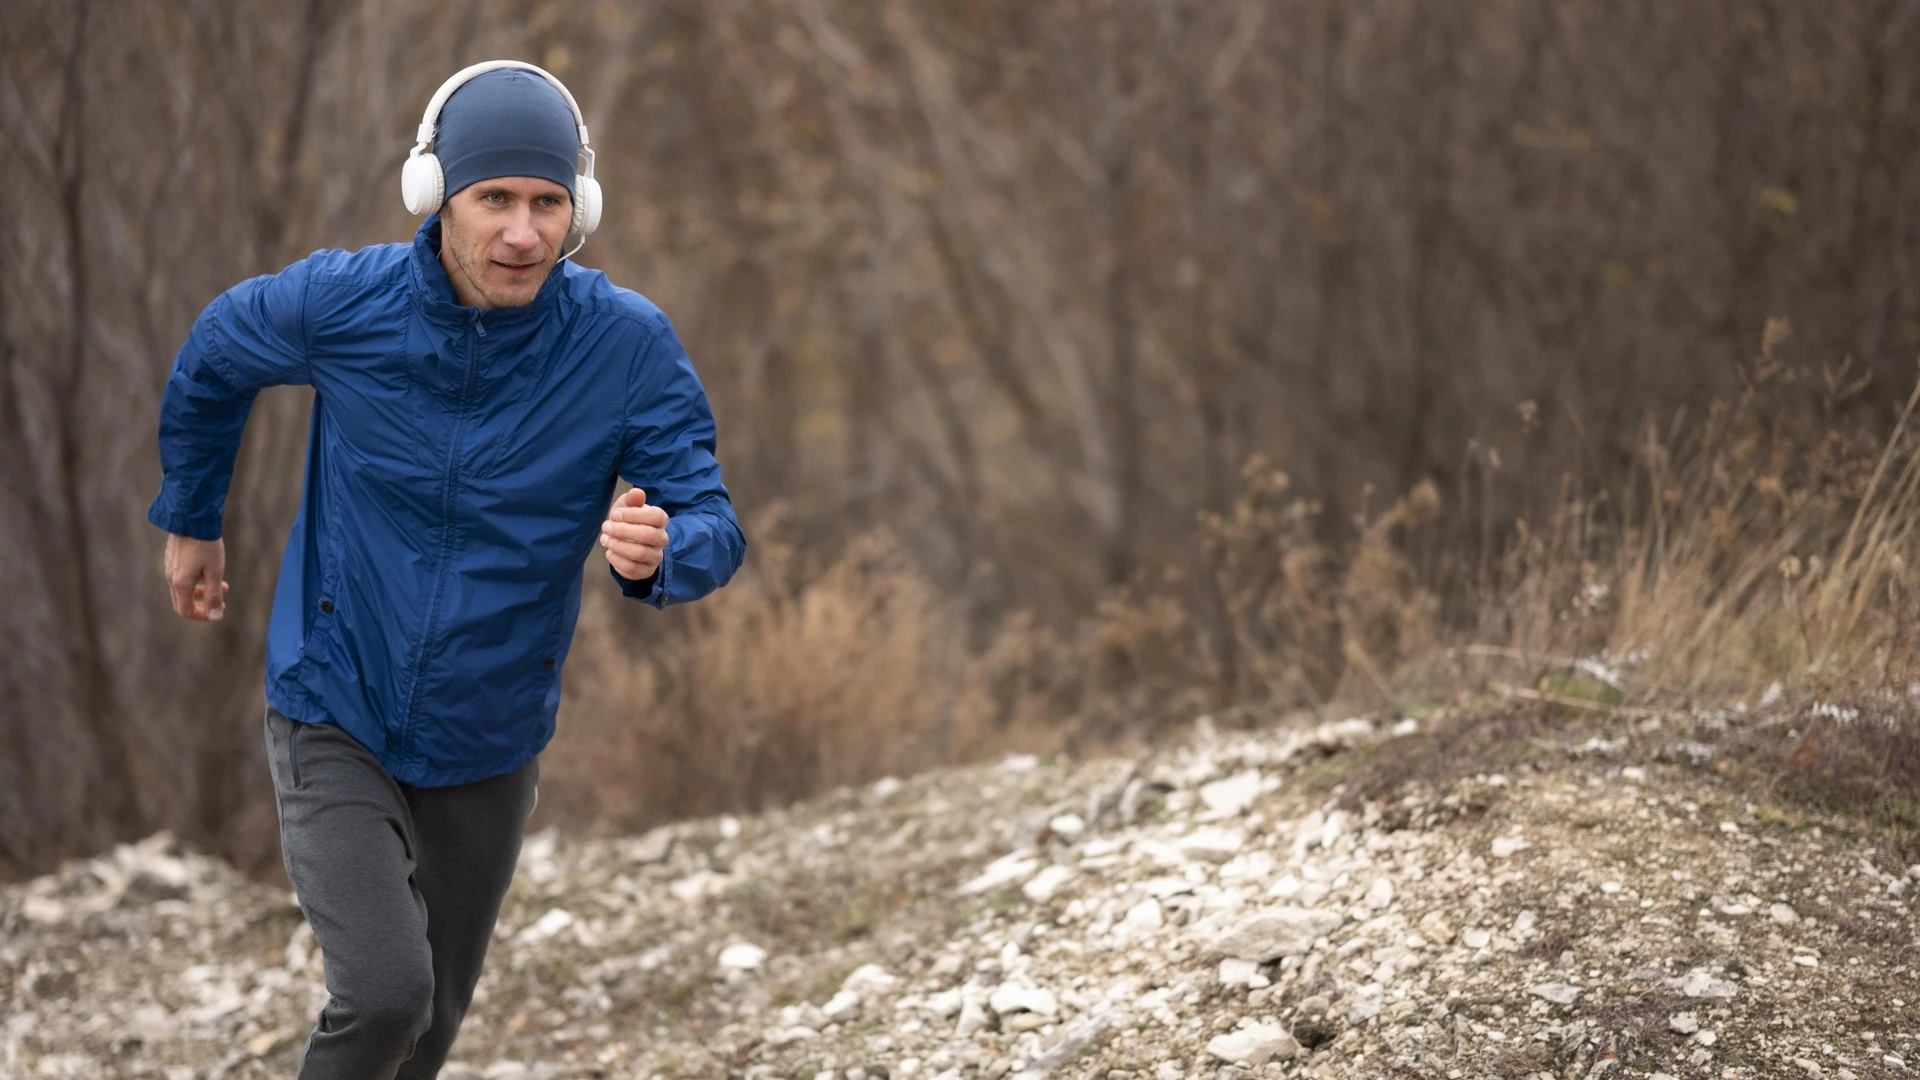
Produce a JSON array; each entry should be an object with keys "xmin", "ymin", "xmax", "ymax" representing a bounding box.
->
[{"xmin": 408, "ymin": 215, "xmax": 566, "ymax": 328}]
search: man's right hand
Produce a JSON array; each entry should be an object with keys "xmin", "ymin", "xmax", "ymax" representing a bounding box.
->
[{"xmin": 165, "ymin": 533, "xmax": 229, "ymax": 622}]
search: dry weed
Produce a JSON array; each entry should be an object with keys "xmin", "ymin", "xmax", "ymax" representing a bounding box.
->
[{"xmin": 545, "ymin": 328, "xmax": 1920, "ymax": 846}]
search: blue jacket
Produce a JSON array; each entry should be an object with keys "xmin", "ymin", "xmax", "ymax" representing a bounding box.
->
[{"xmin": 150, "ymin": 217, "xmax": 746, "ymax": 786}]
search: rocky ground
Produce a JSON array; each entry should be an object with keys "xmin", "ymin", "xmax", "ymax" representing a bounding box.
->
[{"xmin": 4, "ymin": 699, "xmax": 1918, "ymax": 1080}]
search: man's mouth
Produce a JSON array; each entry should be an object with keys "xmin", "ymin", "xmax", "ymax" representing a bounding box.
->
[{"xmin": 493, "ymin": 258, "xmax": 541, "ymax": 274}]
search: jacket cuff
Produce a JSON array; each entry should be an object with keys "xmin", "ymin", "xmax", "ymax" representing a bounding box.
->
[
  {"xmin": 611, "ymin": 559, "xmax": 666, "ymax": 607},
  {"xmin": 148, "ymin": 499, "xmax": 221, "ymax": 541}
]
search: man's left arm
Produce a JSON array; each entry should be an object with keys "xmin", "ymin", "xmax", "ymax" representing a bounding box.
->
[{"xmin": 604, "ymin": 318, "xmax": 746, "ymax": 608}]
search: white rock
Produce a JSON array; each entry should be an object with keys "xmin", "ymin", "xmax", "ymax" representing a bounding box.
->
[
  {"xmin": 822, "ymin": 990, "xmax": 863, "ymax": 1019},
  {"xmin": 1132, "ymin": 839, "xmax": 1189, "ymax": 868},
  {"xmin": 1318, "ymin": 809, "xmax": 1351, "ymax": 849},
  {"xmin": 763, "ymin": 1025, "xmax": 818, "ymax": 1047},
  {"xmin": 1205, "ymin": 1022, "xmax": 1299, "ymax": 1065},
  {"xmin": 516, "ymin": 908, "xmax": 575, "ymax": 945},
  {"xmin": 1219, "ymin": 850, "xmax": 1276, "ymax": 883},
  {"xmin": 1696, "ymin": 1030, "xmax": 1718, "ymax": 1047},
  {"xmin": 1364, "ymin": 878, "xmax": 1394, "ymax": 910},
  {"xmin": 1124, "ymin": 898, "xmax": 1165, "ymax": 931},
  {"xmin": 779, "ymin": 1003, "xmax": 828, "ymax": 1028},
  {"xmin": 20, "ymin": 896, "xmax": 67, "ymax": 926},
  {"xmin": 1793, "ymin": 954, "xmax": 1819, "ymax": 968},
  {"xmin": 1208, "ymin": 907, "xmax": 1343, "ymax": 962},
  {"xmin": 1142, "ymin": 876, "xmax": 1196, "ymax": 899},
  {"xmin": 718, "ymin": 942, "xmax": 767, "ymax": 971},
  {"xmin": 1047, "ymin": 813, "xmax": 1086, "ymax": 839},
  {"xmin": 959, "ymin": 849, "xmax": 1042, "ymax": 895},
  {"xmin": 954, "ymin": 998, "xmax": 989, "ymax": 1036},
  {"xmin": 924, "ymin": 988, "xmax": 964, "ymax": 1019},
  {"xmin": 1022, "ymin": 865, "xmax": 1077, "ymax": 903},
  {"xmin": 185, "ymin": 987, "xmax": 246, "ymax": 1024},
  {"xmin": 1217, "ymin": 958, "xmax": 1262, "ymax": 987},
  {"xmin": 1674, "ymin": 969, "xmax": 1736, "ymax": 999},
  {"xmin": 1461, "ymin": 928, "xmax": 1491, "ymax": 949},
  {"xmin": 1290, "ymin": 812, "xmax": 1326, "ymax": 859},
  {"xmin": 285, "ymin": 923, "xmax": 316, "ymax": 972},
  {"xmin": 840, "ymin": 963, "xmax": 899, "ymax": 998},
  {"xmin": 988, "ymin": 984, "xmax": 1058, "ymax": 1016},
  {"xmin": 1490, "ymin": 835, "xmax": 1530, "ymax": 858},
  {"xmin": 625, "ymin": 827, "xmax": 675, "ymax": 864},
  {"xmin": 1528, "ymin": 982, "xmax": 1581, "ymax": 1005},
  {"xmin": 1669, "ymin": 1012, "xmax": 1699, "ymax": 1034},
  {"xmin": 1199, "ymin": 770, "xmax": 1263, "ymax": 817},
  {"xmin": 1178, "ymin": 827, "xmax": 1245, "ymax": 863},
  {"xmin": 669, "ymin": 870, "xmax": 731, "ymax": 903},
  {"xmin": 1417, "ymin": 911, "xmax": 1455, "ymax": 944},
  {"xmin": 1311, "ymin": 717, "xmax": 1375, "ymax": 750}
]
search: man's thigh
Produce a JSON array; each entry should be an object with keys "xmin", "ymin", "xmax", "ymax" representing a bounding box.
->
[{"xmin": 264, "ymin": 708, "xmax": 431, "ymax": 998}]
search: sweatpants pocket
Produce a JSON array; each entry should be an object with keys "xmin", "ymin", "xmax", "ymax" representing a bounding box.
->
[{"xmin": 288, "ymin": 721, "xmax": 303, "ymax": 790}]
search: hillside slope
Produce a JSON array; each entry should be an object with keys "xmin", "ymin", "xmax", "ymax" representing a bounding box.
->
[{"xmin": 4, "ymin": 706, "xmax": 1917, "ymax": 1079}]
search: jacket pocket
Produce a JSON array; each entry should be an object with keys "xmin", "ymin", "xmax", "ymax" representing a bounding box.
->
[{"xmin": 299, "ymin": 445, "xmax": 351, "ymax": 670}]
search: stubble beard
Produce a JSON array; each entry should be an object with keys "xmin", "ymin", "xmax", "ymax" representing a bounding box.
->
[{"xmin": 444, "ymin": 214, "xmax": 554, "ymax": 309}]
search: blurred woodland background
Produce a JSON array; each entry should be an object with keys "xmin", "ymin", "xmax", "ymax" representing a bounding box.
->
[{"xmin": 4, "ymin": 0, "xmax": 1920, "ymax": 879}]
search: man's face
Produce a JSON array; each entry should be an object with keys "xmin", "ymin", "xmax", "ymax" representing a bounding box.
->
[{"xmin": 438, "ymin": 176, "xmax": 573, "ymax": 309}]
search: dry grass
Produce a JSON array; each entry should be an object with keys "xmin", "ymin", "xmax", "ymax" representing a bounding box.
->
[
  {"xmin": 1444, "ymin": 323, "xmax": 1920, "ymax": 706},
  {"xmin": 544, "ymin": 326, "xmax": 1920, "ymax": 851},
  {"xmin": 541, "ymin": 517, "xmax": 1067, "ymax": 832}
]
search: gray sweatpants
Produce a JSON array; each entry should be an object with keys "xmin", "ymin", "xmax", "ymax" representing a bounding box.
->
[{"xmin": 265, "ymin": 706, "xmax": 539, "ymax": 1079}]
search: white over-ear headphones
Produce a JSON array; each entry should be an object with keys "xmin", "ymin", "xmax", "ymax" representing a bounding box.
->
[{"xmin": 400, "ymin": 60, "xmax": 604, "ymax": 250}]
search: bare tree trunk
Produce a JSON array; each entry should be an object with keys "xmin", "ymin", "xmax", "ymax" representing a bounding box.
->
[{"xmin": 52, "ymin": 0, "xmax": 142, "ymax": 843}]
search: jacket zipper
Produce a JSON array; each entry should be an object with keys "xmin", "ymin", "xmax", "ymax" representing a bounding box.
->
[{"xmin": 395, "ymin": 311, "xmax": 485, "ymax": 759}]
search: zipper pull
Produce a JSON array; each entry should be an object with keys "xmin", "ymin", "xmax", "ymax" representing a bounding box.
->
[{"xmin": 470, "ymin": 310, "xmax": 487, "ymax": 337}]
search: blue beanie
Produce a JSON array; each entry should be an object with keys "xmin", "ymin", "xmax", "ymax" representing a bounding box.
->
[{"xmin": 435, "ymin": 69, "xmax": 578, "ymax": 199}]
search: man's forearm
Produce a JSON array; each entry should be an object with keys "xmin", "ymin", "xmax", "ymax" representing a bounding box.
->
[{"xmin": 148, "ymin": 356, "xmax": 259, "ymax": 540}]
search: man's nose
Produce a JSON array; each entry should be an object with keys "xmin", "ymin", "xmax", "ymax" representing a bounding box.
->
[{"xmin": 501, "ymin": 207, "xmax": 538, "ymax": 250}]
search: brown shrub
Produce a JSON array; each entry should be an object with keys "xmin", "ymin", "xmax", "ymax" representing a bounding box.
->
[{"xmin": 542, "ymin": 512, "xmax": 1068, "ymax": 832}]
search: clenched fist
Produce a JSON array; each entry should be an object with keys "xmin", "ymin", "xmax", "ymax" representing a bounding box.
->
[
  {"xmin": 600, "ymin": 487, "xmax": 669, "ymax": 581},
  {"xmin": 165, "ymin": 533, "xmax": 229, "ymax": 621}
]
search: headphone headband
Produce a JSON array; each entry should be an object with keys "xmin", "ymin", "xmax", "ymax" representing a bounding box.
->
[
  {"xmin": 402, "ymin": 59, "xmax": 604, "ymax": 254},
  {"xmin": 414, "ymin": 60, "xmax": 591, "ymax": 152}
]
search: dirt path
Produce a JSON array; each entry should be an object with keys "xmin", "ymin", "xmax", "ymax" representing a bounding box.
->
[{"xmin": 4, "ymin": 706, "xmax": 1916, "ymax": 1079}]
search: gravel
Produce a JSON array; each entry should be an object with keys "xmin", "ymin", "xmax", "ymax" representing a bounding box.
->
[{"xmin": 4, "ymin": 708, "xmax": 1916, "ymax": 1078}]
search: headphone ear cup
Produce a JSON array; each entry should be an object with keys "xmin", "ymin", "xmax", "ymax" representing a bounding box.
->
[
  {"xmin": 574, "ymin": 174, "xmax": 603, "ymax": 236},
  {"xmin": 401, "ymin": 153, "xmax": 446, "ymax": 216}
]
